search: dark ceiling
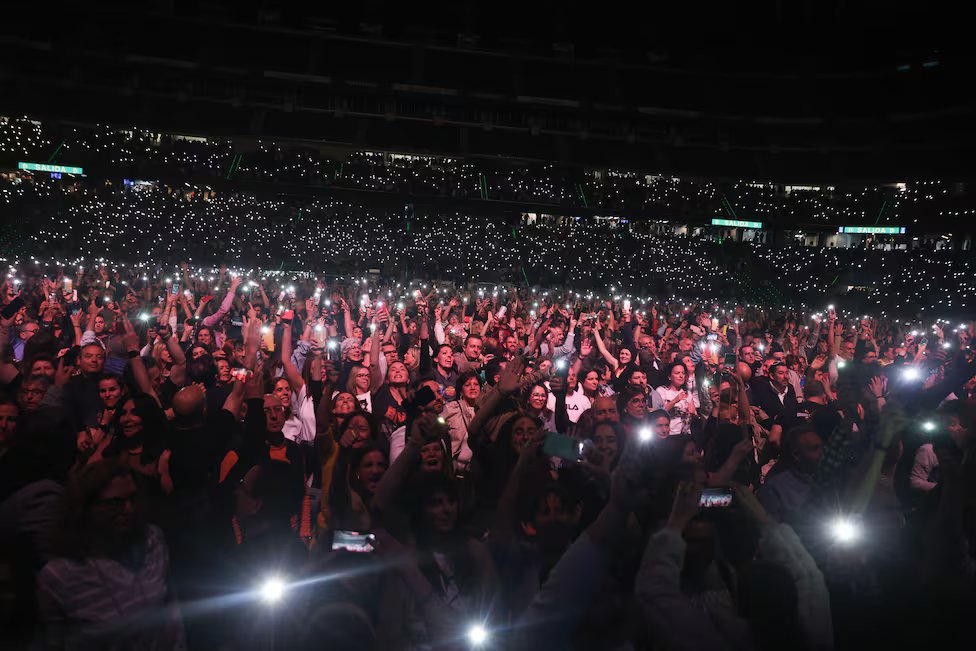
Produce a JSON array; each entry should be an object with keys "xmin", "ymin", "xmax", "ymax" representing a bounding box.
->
[{"xmin": 0, "ymin": 1, "xmax": 969, "ymax": 182}]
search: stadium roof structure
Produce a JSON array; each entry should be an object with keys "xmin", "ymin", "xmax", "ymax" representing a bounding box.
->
[{"xmin": 0, "ymin": 1, "xmax": 971, "ymax": 182}]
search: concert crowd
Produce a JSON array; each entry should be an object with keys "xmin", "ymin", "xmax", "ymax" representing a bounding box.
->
[{"xmin": 1, "ymin": 245, "xmax": 975, "ymax": 650}]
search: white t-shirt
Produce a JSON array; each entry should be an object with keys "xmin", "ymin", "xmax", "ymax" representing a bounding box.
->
[
  {"xmin": 655, "ymin": 385, "xmax": 699, "ymax": 436},
  {"xmin": 389, "ymin": 425, "xmax": 406, "ymax": 465},
  {"xmin": 282, "ymin": 383, "xmax": 317, "ymax": 444},
  {"xmin": 545, "ymin": 383, "xmax": 592, "ymax": 423}
]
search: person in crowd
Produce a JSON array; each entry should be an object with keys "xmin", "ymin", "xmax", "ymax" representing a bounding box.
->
[
  {"xmin": 655, "ymin": 361, "xmax": 699, "ymax": 436},
  {"xmin": 1, "ymin": 240, "xmax": 975, "ymax": 651},
  {"xmin": 546, "ymin": 367, "xmax": 591, "ymax": 424},
  {"xmin": 758, "ymin": 425, "xmax": 825, "ymax": 524},
  {"xmin": 752, "ymin": 362, "xmax": 802, "ymax": 430},
  {"xmin": 440, "ymin": 370, "xmax": 481, "ymax": 474},
  {"xmin": 35, "ymin": 461, "xmax": 185, "ymax": 649}
]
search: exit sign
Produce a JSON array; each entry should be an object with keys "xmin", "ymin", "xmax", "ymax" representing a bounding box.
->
[
  {"xmin": 711, "ymin": 218, "xmax": 763, "ymax": 229},
  {"xmin": 838, "ymin": 225, "xmax": 906, "ymax": 235},
  {"xmin": 17, "ymin": 162, "xmax": 84, "ymax": 175}
]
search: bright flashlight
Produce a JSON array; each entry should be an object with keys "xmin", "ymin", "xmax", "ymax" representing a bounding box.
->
[
  {"xmin": 638, "ymin": 427, "xmax": 653, "ymax": 443},
  {"xmin": 830, "ymin": 518, "xmax": 860, "ymax": 544},
  {"xmin": 259, "ymin": 576, "xmax": 286, "ymax": 604},
  {"xmin": 467, "ymin": 624, "xmax": 489, "ymax": 647},
  {"xmin": 922, "ymin": 420, "xmax": 937, "ymax": 432},
  {"xmin": 555, "ymin": 359, "xmax": 567, "ymax": 371},
  {"xmin": 837, "ymin": 360, "xmax": 846, "ymax": 369},
  {"xmin": 139, "ymin": 313, "xmax": 149, "ymax": 321},
  {"xmin": 902, "ymin": 367, "xmax": 920, "ymax": 381},
  {"xmin": 327, "ymin": 340, "xmax": 337, "ymax": 349}
]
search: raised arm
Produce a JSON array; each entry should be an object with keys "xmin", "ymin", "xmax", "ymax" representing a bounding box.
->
[
  {"xmin": 121, "ymin": 319, "xmax": 159, "ymax": 404},
  {"xmin": 243, "ymin": 314, "xmax": 262, "ymax": 372},
  {"xmin": 280, "ymin": 319, "xmax": 304, "ymax": 394},
  {"xmin": 202, "ymin": 276, "xmax": 241, "ymax": 327},
  {"xmin": 160, "ymin": 324, "xmax": 187, "ymax": 387},
  {"xmin": 592, "ymin": 322, "xmax": 619, "ymax": 369},
  {"xmin": 340, "ymin": 297, "xmax": 355, "ymax": 339},
  {"xmin": 466, "ymin": 355, "xmax": 527, "ymax": 444},
  {"xmin": 374, "ymin": 414, "xmax": 447, "ymax": 515},
  {"xmin": 368, "ymin": 311, "xmax": 385, "ymax": 390}
]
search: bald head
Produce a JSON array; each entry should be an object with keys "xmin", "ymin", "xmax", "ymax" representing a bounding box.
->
[
  {"xmin": 736, "ymin": 362, "xmax": 753, "ymax": 383},
  {"xmin": 172, "ymin": 385, "xmax": 206, "ymax": 424},
  {"xmin": 589, "ymin": 396, "xmax": 619, "ymax": 424}
]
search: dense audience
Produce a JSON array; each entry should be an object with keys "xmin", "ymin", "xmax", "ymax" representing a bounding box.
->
[
  {"xmin": 1, "ymin": 115, "xmax": 967, "ymax": 224},
  {"xmin": 0, "ymin": 254, "xmax": 975, "ymax": 650},
  {"xmin": 2, "ymin": 113, "xmax": 976, "ymax": 650},
  {"xmin": 2, "ymin": 175, "xmax": 975, "ymax": 317}
]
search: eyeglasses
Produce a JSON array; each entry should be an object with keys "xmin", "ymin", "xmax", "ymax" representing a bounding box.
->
[{"xmin": 93, "ymin": 494, "xmax": 136, "ymax": 511}]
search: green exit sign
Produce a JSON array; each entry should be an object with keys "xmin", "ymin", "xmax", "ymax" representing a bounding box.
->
[
  {"xmin": 711, "ymin": 218, "xmax": 763, "ymax": 229},
  {"xmin": 17, "ymin": 161, "xmax": 84, "ymax": 175},
  {"xmin": 838, "ymin": 225, "xmax": 906, "ymax": 234}
]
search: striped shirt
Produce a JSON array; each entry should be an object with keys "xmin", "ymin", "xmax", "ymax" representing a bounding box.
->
[{"xmin": 36, "ymin": 525, "xmax": 186, "ymax": 650}]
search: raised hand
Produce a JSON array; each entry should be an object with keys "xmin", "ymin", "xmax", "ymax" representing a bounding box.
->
[
  {"xmin": 496, "ymin": 354, "xmax": 527, "ymax": 395},
  {"xmin": 54, "ymin": 357, "xmax": 76, "ymax": 387},
  {"xmin": 580, "ymin": 336, "xmax": 593, "ymax": 358},
  {"xmin": 120, "ymin": 319, "xmax": 140, "ymax": 353},
  {"xmin": 666, "ymin": 480, "xmax": 703, "ymax": 532}
]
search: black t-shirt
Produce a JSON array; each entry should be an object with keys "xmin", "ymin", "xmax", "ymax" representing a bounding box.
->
[
  {"xmin": 371, "ymin": 385, "xmax": 406, "ymax": 450},
  {"xmin": 167, "ymin": 408, "xmax": 240, "ymax": 494}
]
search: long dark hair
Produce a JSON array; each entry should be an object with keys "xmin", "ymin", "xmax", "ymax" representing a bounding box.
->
[
  {"xmin": 105, "ymin": 392, "xmax": 168, "ymax": 464},
  {"xmin": 329, "ymin": 442, "xmax": 387, "ymax": 527}
]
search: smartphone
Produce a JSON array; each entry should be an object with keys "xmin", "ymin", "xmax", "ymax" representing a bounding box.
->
[
  {"xmin": 554, "ymin": 358, "xmax": 569, "ymax": 379},
  {"xmin": 723, "ymin": 353, "xmax": 737, "ymax": 371},
  {"xmin": 711, "ymin": 317, "xmax": 719, "ymax": 331},
  {"xmin": 230, "ymin": 367, "xmax": 252, "ymax": 382},
  {"xmin": 282, "ymin": 309, "xmax": 294, "ymax": 321},
  {"xmin": 332, "ymin": 530, "xmax": 376, "ymax": 553},
  {"xmin": 699, "ymin": 487, "xmax": 734, "ymax": 508},
  {"xmin": 261, "ymin": 327, "xmax": 275, "ymax": 352},
  {"xmin": 543, "ymin": 431, "xmax": 580, "ymax": 463},
  {"xmin": 170, "ymin": 282, "xmax": 180, "ymax": 296},
  {"xmin": 63, "ymin": 278, "xmax": 73, "ymax": 293},
  {"xmin": 622, "ymin": 299, "xmax": 631, "ymax": 311}
]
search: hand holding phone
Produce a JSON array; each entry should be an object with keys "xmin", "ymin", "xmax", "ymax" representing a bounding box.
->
[
  {"xmin": 332, "ymin": 530, "xmax": 376, "ymax": 553},
  {"xmin": 543, "ymin": 431, "xmax": 580, "ymax": 462},
  {"xmin": 699, "ymin": 486, "xmax": 734, "ymax": 508}
]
